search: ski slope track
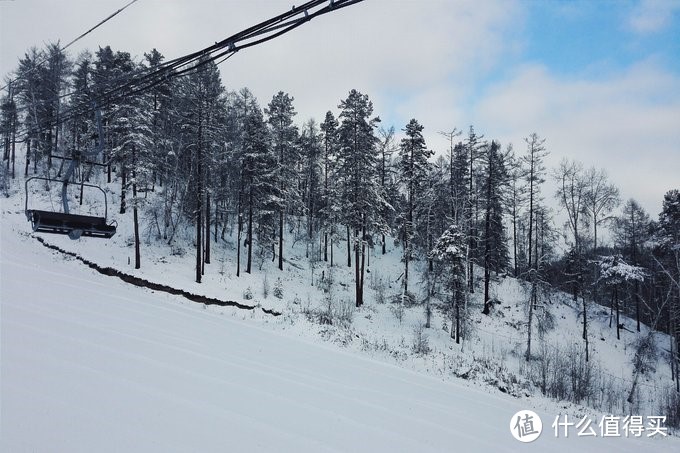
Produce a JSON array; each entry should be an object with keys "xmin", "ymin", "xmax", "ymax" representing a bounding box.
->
[{"xmin": 1, "ymin": 218, "xmax": 677, "ymax": 452}]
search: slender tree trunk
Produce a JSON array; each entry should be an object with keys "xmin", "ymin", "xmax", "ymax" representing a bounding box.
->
[
  {"xmin": 246, "ymin": 188, "xmax": 253, "ymax": 274},
  {"xmin": 330, "ymin": 231, "xmax": 334, "ymax": 267},
  {"xmin": 512, "ymin": 201, "xmax": 518, "ymax": 277},
  {"xmin": 132, "ymin": 147, "xmax": 140, "ymax": 270},
  {"xmin": 236, "ymin": 195, "xmax": 242, "ymax": 277},
  {"xmin": 347, "ymin": 225, "xmax": 351, "ymax": 267},
  {"xmin": 120, "ymin": 163, "xmax": 127, "ymax": 214},
  {"xmin": 24, "ymin": 138, "xmax": 30, "ymax": 177},
  {"xmin": 583, "ymin": 295, "xmax": 589, "ymax": 362},
  {"xmin": 483, "ymin": 171, "xmax": 492, "ymax": 314},
  {"xmin": 404, "ymin": 219, "xmax": 409, "ymax": 294},
  {"xmin": 615, "ymin": 284, "xmax": 620, "ymax": 340},
  {"xmin": 354, "ymin": 229, "xmax": 361, "ymax": 307},
  {"xmin": 278, "ymin": 211, "xmax": 284, "ymax": 271},
  {"xmin": 196, "ymin": 133, "xmax": 202, "ymax": 284},
  {"xmin": 10, "ymin": 104, "xmax": 16, "ymax": 179},
  {"xmin": 205, "ymin": 187, "xmax": 211, "ymax": 265},
  {"xmin": 324, "ymin": 232, "xmax": 328, "ymax": 262},
  {"xmin": 360, "ymin": 224, "xmax": 366, "ymax": 307},
  {"xmin": 635, "ymin": 280, "xmax": 641, "ymax": 332},
  {"xmin": 528, "ymin": 159, "xmax": 534, "ymax": 271},
  {"xmin": 526, "ymin": 280, "xmax": 535, "ymax": 361}
]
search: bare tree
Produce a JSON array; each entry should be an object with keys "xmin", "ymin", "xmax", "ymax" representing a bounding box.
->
[
  {"xmin": 521, "ymin": 133, "xmax": 548, "ymax": 272},
  {"xmin": 583, "ymin": 166, "xmax": 620, "ymax": 253}
]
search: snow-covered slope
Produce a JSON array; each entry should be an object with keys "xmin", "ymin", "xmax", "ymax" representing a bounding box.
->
[{"xmin": 2, "ymin": 202, "xmax": 678, "ymax": 451}]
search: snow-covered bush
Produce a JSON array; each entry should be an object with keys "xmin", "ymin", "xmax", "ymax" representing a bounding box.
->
[
  {"xmin": 243, "ymin": 286, "xmax": 253, "ymax": 300},
  {"xmin": 273, "ymin": 277, "xmax": 283, "ymax": 299},
  {"xmin": 392, "ymin": 290, "xmax": 416, "ymax": 307},
  {"xmin": 411, "ymin": 325, "xmax": 430, "ymax": 355},
  {"xmin": 373, "ymin": 277, "xmax": 387, "ymax": 304},
  {"xmin": 390, "ymin": 303, "xmax": 405, "ymax": 324}
]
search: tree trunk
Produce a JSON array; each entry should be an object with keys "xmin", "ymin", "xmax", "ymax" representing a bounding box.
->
[
  {"xmin": 10, "ymin": 108, "xmax": 16, "ymax": 179},
  {"xmin": 330, "ymin": 231, "xmax": 334, "ymax": 267},
  {"xmin": 120, "ymin": 163, "xmax": 127, "ymax": 214},
  {"xmin": 24, "ymin": 138, "xmax": 30, "ymax": 177},
  {"xmin": 354, "ymin": 229, "xmax": 361, "ymax": 307},
  {"xmin": 615, "ymin": 284, "xmax": 620, "ymax": 340},
  {"xmin": 278, "ymin": 210, "xmax": 284, "ymax": 271},
  {"xmin": 635, "ymin": 280, "xmax": 641, "ymax": 332},
  {"xmin": 527, "ymin": 158, "xmax": 534, "ymax": 271},
  {"xmin": 512, "ymin": 202, "xmax": 518, "ymax": 277},
  {"xmin": 526, "ymin": 281, "xmax": 535, "ymax": 361},
  {"xmin": 236, "ymin": 199, "xmax": 242, "ymax": 277},
  {"xmin": 246, "ymin": 188, "xmax": 253, "ymax": 274},
  {"xmin": 360, "ymin": 225, "xmax": 366, "ymax": 307},
  {"xmin": 205, "ymin": 188, "xmax": 211, "ymax": 265},
  {"xmin": 404, "ymin": 219, "xmax": 409, "ymax": 295},
  {"xmin": 132, "ymin": 147, "xmax": 140, "ymax": 270},
  {"xmin": 196, "ymin": 152, "xmax": 202, "ymax": 284},
  {"xmin": 583, "ymin": 295, "xmax": 589, "ymax": 362},
  {"xmin": 346, "ymin": 225, "xmax": 351, "ymax": 268},
  {"xmin": 324, "ymin": 232, "xmax": 328, "ymax": 262}
]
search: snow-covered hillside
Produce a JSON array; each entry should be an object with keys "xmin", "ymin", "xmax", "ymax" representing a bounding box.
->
[{"xmin": 2, "ymin": 177, "xmax": 679, "ymax": 451}]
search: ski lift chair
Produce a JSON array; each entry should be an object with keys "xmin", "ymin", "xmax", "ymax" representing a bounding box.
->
[{"xmin": 25, "ymin": 177, "xmax": 117, "ymax": 240}]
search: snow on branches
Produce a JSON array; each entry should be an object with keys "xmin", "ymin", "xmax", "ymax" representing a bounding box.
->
[{"xmin": 594, "ymin": 255, "xmax": 645, "ymax": 286}]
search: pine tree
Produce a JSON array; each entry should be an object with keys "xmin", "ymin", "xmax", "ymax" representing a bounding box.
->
[
  {"xmin": 398, "ymin": 118, "xmax": 432, "ymax": 296},
  {"xmin": 112, "ymin": 73, "xmax": 153, "ymax": 269},
  {"xmin": 464, "ymin": 126, "xmax": 485, "ymax": 293},
  {"xmin": 336, "ymin": 89, "xmax": 384, "ymax": 307},
  {"xmin": 431, "ymin": 224, "xmax": 466, "ymax": 343},
  {"xmin": 378, "ymin": 126, "xmax": 398, "ymax": 255},
  {"xmin": 266, "ymin": 91, "xmax": 299, "ymax": 271},
  {"xmin": 614, "ymin": 199, "xmax": 651, "ymax": 331},
  {"xmin": 175, "ymin": 58, "xmax": 224, "ymax": 281},
  {"xmin": 241, "ymin": 104, "xmax": 276, "ymax": 274},
  {"xmin": 299, "ymin": 119, "xmax": 322, "ymax": 245},
  {"xmin": 319, "ymin": 111, "xmax": 339, "ymax": 265},
  {"xmin": 481, "ymin": 140, "xmax": 509, "ymax": 314}
]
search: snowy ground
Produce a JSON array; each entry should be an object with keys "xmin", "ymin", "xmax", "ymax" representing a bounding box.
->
[{"xmin": 2, "ymin": 179, "xmax": 679, "ymax": 451}]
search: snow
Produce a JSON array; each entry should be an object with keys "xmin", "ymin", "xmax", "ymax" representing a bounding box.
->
[
  {"xmin": 2, "ymin": 198, "xmax": 679, "ymax": 452},
  {"xmin": 3, "ymin": 173, "xmax": 680, "ymax": 451}
]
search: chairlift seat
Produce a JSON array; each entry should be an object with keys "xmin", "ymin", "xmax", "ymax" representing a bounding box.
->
[{"xmin": 27, "ymin": 209, "xmax": 117, "ymax": 239}]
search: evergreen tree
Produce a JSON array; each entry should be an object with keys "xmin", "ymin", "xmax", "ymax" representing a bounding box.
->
[
  {"xmin": 266, "ymin": 91, "xmax": 299, "ymax": 271},
  {"xmin": 242, "ymin": 103, "xmax": 277, "ymax": 274},
  {"xmin": 378, "ymin": 126, "xmax": 398, "ymax": 255},
  {"xmin": 319, "ymin": 110, "xmax": 339, "ymax": 264},
  {"xmin": 299, "ymin": 119, "xmax": 322, "ymax": 244},
  {"xmin": 464, "ymin": 126, "xmax": 485, "ymax": 293},
  {"xmin": 336, "ymin": 89, "xmax": 384, "ymax": 307},
  {"xmin": 614, "ymin": 198, "xmax": 651, "ymax": 331},
  {"xmin": 398, "ymin": 118, "xmax": 432, "ymax": 296},
  {"xmin": 430, "ymin": 224, "xmax": 466, "ymax": 343},
  {"xmin": 175, "ymin": 58, "xmax": 224, "ymax": 281},
  {"xmin": 481, "ymin": 140, "xmax": 509, "ymax": 314}
]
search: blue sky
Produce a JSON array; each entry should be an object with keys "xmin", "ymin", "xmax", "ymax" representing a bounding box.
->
[
  {"xmin": 525, "ymin": 1, "xmax": 680, "ymax": 74},
  {"xmin": 1, "ymin": 0, "xmax": 679, "ymax": 221}
]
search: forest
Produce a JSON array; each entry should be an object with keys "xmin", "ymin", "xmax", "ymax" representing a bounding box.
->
[{"xmin": 1, "ymin": 42, "xmax": 679, "ymax": 427}]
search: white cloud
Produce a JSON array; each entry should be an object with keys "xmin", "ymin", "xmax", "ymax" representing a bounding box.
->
[
  {"xmin": 473, "ymin": 61, "xmax": 680, "ymax": 217},
  {"xmin": 628, "ymin": 0, "xmax": 680, "ymax": 34},
  {"xmin": 0, "ymin": 0, "xmax": 523, "ymax": 139}
]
